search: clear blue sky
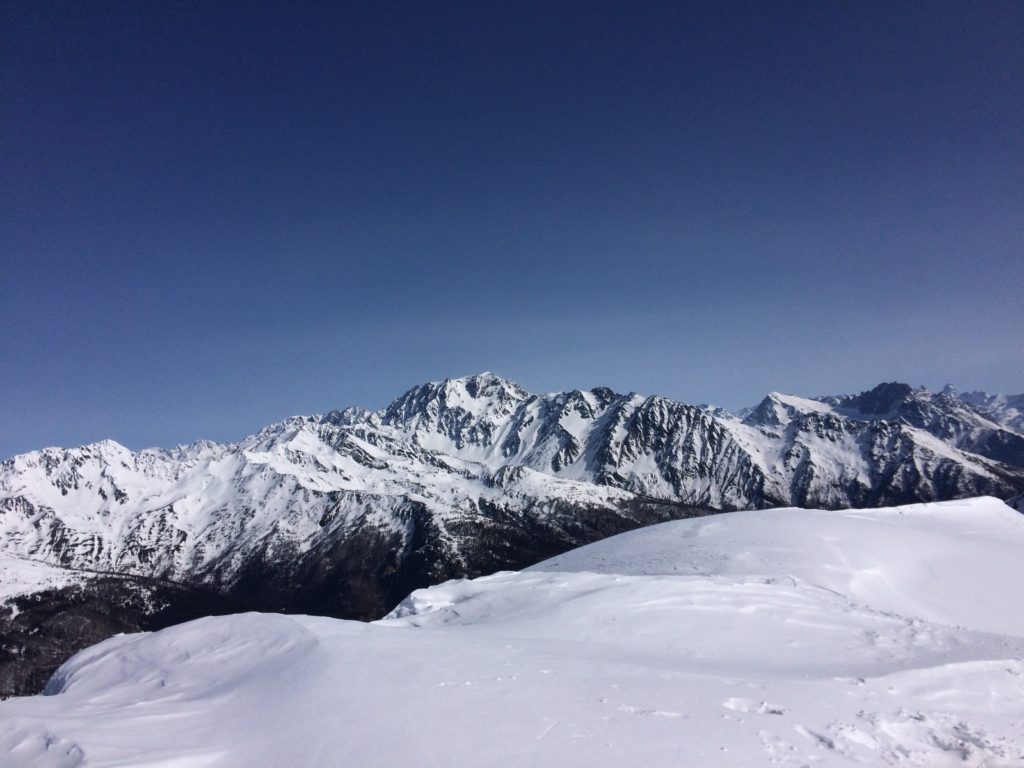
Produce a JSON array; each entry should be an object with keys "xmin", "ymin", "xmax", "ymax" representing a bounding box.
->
[{"xmin": 2, "ymin": 1, "xmax": 1022, "ymax": 458}]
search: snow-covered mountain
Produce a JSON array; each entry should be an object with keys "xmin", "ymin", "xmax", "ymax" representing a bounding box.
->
[
  {"xmin": 819, "ymin": 381, "xmax": 1024, "ymax": 469},
  {"xmin": 4, "ymin": 376, "xmax": 1019, "ymax": 585},
  {"xmin": 954, "ymin": 388, "xmax": 1024, "ymax": 435},
  {"xmin": 3, "ymin": 497, "xmax": 1023, "ymax": 767},
  {"xmin": 2, "ymin": 374, "xmax": 1022, "ymax": 697},
  {"xmin": 3, "ymin": 372, "xmax": 1024, "ymax": 598}
]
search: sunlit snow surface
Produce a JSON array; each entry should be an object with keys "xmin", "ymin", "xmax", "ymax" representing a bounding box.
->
[
  {"xmin": 0, "ymin": 557, "xmax": 86, "ymax": 607},
  {"xmin": 3, "ymin": 497, "xmax": 1024, "ymax": 767}
]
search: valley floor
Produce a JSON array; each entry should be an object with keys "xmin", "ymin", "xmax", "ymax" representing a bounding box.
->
[{"xmin": 2, "ymin": 497, "xmax": 1023, "ymax": 767}]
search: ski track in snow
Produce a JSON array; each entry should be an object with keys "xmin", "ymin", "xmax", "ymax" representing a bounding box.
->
[{"xmin": 2, "ymin": 497, "xmax": 1024, "ymax": 767}]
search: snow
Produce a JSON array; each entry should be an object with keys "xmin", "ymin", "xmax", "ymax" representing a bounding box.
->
[
  {"xmin": 959, "ymin": 391, "xmax": 1024, "ymax": 435},
  {"xmin": 770, "ymin": 392, "xmax": 837, "ymax": 417},
  {"xmin": 3, "ymin": 496, "xmax": 1023, "ymax": 767},
  {"xmin": 0, "ymin": 556, "xmax": 87, "ymax": 607}
]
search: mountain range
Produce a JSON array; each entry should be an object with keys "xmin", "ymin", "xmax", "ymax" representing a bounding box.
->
[{"xmin": 1, "ymin": 373, "xmax": 1022, "ymax": 696}]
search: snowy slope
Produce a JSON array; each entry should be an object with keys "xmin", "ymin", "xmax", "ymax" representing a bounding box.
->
[
  {"xmin": 0, "ymin": 408, "xmax": 644, "ymax": 594},
  {"xmin": 2, "ymin": 497, "xmax": 1022, "ymax": 767},
  {"xmin": 957, "ymin": 389, "xmax": 1024, "ymax": 435},
  {"xmin": 0, "ymin": 557, "xmax": 87, "ymax": 605},
  {"xmin": 819, "ymin": 382, "xmax": 1024, "ymax": 468}
]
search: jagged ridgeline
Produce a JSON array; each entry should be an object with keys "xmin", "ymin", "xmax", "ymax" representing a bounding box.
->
[{"xmin": 2, "ymin": 373, "xmax": 1023, "ymax": 696}]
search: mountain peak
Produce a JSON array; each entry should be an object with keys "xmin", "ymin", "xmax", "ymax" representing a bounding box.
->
[
  {"xmin": 411, "ymin": 372, "xmax": 529, "ymax": 408},
  {"xmin": 446, "ymin": 371, "xmax": 526, "ymax": 399},
  {"xmin": 742, "ymin": 391, "xmax": 834, "ymax": 428},
  {"xmin": 843, "ymin": 382, "xmax": 916, "ymax": 416},
  {"xmin": 380, "ymin": 373, "xmax": 530, "ymax": 450}
]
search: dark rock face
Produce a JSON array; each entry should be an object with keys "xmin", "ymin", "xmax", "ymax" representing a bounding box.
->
[
  {"xmin": 217, "ymin": 495, "xmax": 712, "ymax": 620},
  {"xmin": 843, "ymin": 382, "xmax": 916, "ymax": 416}
]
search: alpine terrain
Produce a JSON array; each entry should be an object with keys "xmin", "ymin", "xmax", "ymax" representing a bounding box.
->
[{"xmin": 2, "ymin": 374, "xmax": 1023, "ymax": 697}]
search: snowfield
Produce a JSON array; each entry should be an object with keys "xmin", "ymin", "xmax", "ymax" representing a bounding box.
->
[
  {"xmin": 0, "ymin": 557, "xmax": 87, "ymax": 607},
  {"xmin": 2, "ymin": 497, "xmax": 1023, "ymax": 767}
]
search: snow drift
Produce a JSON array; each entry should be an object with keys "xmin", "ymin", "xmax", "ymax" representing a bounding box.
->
[{"xmin": 2, "ymin": 496, "xmax": 1023, "ymax": 767}]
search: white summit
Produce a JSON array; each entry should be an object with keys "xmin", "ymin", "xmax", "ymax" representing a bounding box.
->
[{"xmin": 3, "ymin": 496, "xmax": 1023, "ymax": 767}]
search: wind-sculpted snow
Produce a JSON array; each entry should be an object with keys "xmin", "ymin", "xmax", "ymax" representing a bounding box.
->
[{"xmin": 3, "ymin": 497, "xmax": 1023, "ymax": 767}]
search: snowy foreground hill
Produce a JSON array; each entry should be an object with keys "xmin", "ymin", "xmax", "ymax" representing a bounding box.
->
[{"xmin": 3, "ymin": 497, "xmax": 1023, "ymax": 767}]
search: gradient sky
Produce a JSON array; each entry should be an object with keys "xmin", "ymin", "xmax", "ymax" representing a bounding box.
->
[{"xmin": 2, "ymin": 1, "xmax": 1022, "ymax": 458}]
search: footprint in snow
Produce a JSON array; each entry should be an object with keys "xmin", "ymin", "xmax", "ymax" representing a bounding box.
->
[{"xmin": 723, "ymin": 697, "xmax": 787, "ymax": 715}]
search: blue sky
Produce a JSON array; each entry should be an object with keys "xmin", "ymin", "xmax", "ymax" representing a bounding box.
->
[{"xmin": 2, "ymin": 1, "xmax": 1022, "ymax": 457}]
